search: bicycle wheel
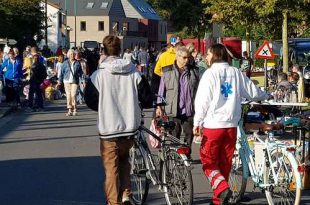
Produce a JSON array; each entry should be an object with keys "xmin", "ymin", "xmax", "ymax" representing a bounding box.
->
[
  {"xmin": 228, "ymin": 149, "xmax": 248, "ymax": 204},
  {"xmin": 264, "ymin": 149, "xmax": 302, "ymax": 205},
  {"xmin": 129, "ymin": 144, "xmax": 149, "ymax": 205},
  {"xmin": 162, "ymin": 148, "xmax": 193, "ymax": 205}
]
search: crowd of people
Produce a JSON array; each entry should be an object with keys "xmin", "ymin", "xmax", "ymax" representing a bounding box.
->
[
  {"xmin": 0, "ymin": 36, "xmax": 308, "ymax": 205},
  {"xmin": 82, "ymin": 35, "xmax": 271, "ymax": 205}
]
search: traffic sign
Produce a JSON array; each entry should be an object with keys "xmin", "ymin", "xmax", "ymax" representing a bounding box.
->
[
  {"xmin": 170, "ymin": 37, "xmax": 176, "ymax": 45},
  {"xmin": 255, "ymin": 40, "xmax": 275, "ymax": 59}
]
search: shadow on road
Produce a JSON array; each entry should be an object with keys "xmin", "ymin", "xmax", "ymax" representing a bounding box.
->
[{"xmin": 0, "ymin": 156, "xmax": 105, "ymax": 205}]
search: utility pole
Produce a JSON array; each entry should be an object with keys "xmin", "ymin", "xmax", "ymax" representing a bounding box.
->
[
  {"xmin": 65, "ymin": 0, "xmax": 68, "ymax": 48},
  {"xmin": 45, "ymin": 0, "xmax": 48, "ymax": 46},
  {"xmin": 74, "ymin": 0, "xmax": 77, "ymax": 47}
]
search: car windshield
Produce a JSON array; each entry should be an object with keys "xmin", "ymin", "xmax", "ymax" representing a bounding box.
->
[
  {"xmin": 296, "ymin": 46, "xmax": 310, "ymax": 65},
  {"xmin": 83, "ymin": 41, "xmax": 99, "ymax": 49}
]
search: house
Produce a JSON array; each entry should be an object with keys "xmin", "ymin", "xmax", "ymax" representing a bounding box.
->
[
  {"xmin": 49, "ymin": 0, "xmax": 166, "ymax": 51},
  {"xmin": 40, "ymin": 1, "xmax": 67, "ymax": 53}
]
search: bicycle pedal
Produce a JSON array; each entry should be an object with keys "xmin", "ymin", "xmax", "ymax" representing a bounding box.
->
[{"xmin": 137, "ymin": 169, "xmax": 148, "ymax": 175}]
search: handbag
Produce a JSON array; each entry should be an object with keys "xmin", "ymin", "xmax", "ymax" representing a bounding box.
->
[{"xmin": 148, "ymin": 119, "xmax": 162, "ymax": 149}]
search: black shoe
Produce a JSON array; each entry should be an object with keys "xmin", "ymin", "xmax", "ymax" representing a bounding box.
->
[{"xmin": 219, "ymin": 188, "xmax": 232, "ymax": 205}]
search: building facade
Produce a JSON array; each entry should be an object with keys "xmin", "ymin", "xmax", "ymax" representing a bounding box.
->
[
  {"xmin": 49, "ymin": 0, "xmax": 166, "ymax": 51},
  {"xmin": 40, "ymin": 1, "xmax": 67, "ymax": 53}
]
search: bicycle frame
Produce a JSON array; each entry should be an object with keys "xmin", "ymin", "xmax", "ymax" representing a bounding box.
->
[
  {"xmin": 236, "ymin": 120, "xmax": 303, "ymax": 190},
  {"xmin": 135, "ymin": 125, "xmax": 191, "ymax": 186},
  {"xmin": 140, "ymin": 125, "xmax": 191, "ymax": 166}
]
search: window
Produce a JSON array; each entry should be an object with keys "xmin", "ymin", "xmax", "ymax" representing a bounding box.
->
[
  {"xmin": 138, "ymin": 7, "xmax": 146, "ymax": 13},
  {"xmin": 100, "ymin": 2, "xmax": 109, "ymax": 9},
  {"xmin": 148, "ymin": 8, "xmax": 156, "ymax": 14},
  {"xmin": 141, "ymin": 7, "xmax": 146, "ymax": 12},
  {"xmin": 86, "ymin": 2, "xmax": 94, "ymax": 9},
  {"xmin": 160, "ymin": 24, "xmax": 162, "ymax": 34},
  {"xmin": 80, "ymin": 21, "xmax": 86, "ymax": 31},
  {"xmin": 98, "ymin": 21, "xmax": 104, "ymax": 31}
]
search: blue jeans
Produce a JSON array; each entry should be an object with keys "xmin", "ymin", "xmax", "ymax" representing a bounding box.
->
[{"xmin": 28, "ymin": 81, "xmax": 44, "ymax": 109}]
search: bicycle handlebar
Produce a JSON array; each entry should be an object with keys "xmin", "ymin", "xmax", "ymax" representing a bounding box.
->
[{"xmin": 153, "ymin": 94, "xmax": 168, "ymax": 107}]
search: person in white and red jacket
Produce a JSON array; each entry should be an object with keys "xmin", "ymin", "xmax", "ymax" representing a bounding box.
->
[{"xmin": 193, "ymin": 44, "xmax": 269, "ymax": 205}]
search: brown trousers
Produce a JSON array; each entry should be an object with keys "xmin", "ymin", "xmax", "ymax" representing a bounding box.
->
[{"xmin": 100, "ymin": 138, "xmax": 134, "ymax": 205}]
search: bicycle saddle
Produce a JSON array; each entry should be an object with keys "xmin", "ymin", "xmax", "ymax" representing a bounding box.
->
[
  {"xmin": 260, "ymin": 123, "xmax": 283, "ymax": 132},
  {"xmin": 156, "ymin": 120, "xmax": 176, "ymax": 131}
]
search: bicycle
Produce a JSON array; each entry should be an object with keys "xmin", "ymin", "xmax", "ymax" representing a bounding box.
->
[
  {"xmin": 229, "ymin": 102, "xmax": 303, "ymax": 205},
  {"xmin": 129, "ymin": 99, "xmax": 193, "ymax": 205}
]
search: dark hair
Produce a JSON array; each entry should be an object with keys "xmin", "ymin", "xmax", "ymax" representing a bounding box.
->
[
  {"xmin": 102, "ymin": 35, "xmax": 121, "ymax": 56},
  {"xmin": 175, "ymin": 41, "xmax": 185, "ymax": 48},
  {"xmin": 290, "ymin": 72, "xmax": 300, "ymax": 82},
  {"xmin": 8, "ymin": 49, "xmax": 15, "ymax": 56},
  {"xmin": 58, "ymin": 54, "xmax": 64, "ymax": 63},
  {"xmin": 32, "ymin": 54, "xmax": 39, "ymax": 63},
  {"xmin": 209, "ymin": 44, "xmax": 229, "ymax": 65},
  {"xmin": 279, "ymin": 72, "xmax": 288, "ymax": 81}
]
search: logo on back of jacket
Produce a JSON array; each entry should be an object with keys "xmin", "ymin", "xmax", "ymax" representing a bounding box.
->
[{"xmin": 221, "ymin": 82, "xmax": 233, "ymax": 98}]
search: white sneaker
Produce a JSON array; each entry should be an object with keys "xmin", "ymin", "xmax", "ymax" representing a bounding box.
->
[
  {"xmin": 122, "ymin": 196, "xmax": 133, "ymax": 205},
  {"xmin": 193, "ymin": 136, "xmax": 202, "ymax": 144}
]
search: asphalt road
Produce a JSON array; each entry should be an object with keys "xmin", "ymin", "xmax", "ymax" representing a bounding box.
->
[{"xmin": 0, "ymin": 101, "xmax": 309, "ymax": 205}]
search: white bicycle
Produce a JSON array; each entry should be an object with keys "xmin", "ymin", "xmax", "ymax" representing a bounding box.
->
[{"xmin": 229, "ymin": 104, "xmax": 303, "ymax": 205}]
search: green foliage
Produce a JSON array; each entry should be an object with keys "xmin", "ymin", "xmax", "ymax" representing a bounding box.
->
[
  {"xmin": 148, "ymin": 0, "xmax": 309, "ymax": 40},
  {"xmin": 202, "ymin": 0, "xmax": 310, "ymax": 41},
  {"xmin": 0, "ymin": 0, "xmax": 44, "ymax": 48},
  {"xmin": 147, "ymin": 0, "xmax": 212, "ymax": 38}
]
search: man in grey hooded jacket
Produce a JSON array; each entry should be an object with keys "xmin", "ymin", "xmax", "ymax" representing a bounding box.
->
[{"xmin": 84, "ymin": 35, "xmax": 152, "ymax": 205}]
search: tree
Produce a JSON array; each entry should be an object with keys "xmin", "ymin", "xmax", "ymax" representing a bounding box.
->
[
  {"xmin": 147, "ymin": 0, "xmax": 212, "ymax": 44},
  {"xmin": 202, "ymin": 0, "xmax": 276, "ymax": 53},
  {"xmin": 259, "ymin": 0, "xmax": 310, "ymax": 72},
  {"xmin": 0, "ymin": 0, "xmax": 44, "ymax": 49},
  {"xmin": 203, "ymin": 0, "xmax": 310, "ymax": 72}
]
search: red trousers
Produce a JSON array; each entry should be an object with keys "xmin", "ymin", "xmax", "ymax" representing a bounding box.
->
[{"xmin": 200, "ymin": 127, "xmax": 237, "ymax": 205}]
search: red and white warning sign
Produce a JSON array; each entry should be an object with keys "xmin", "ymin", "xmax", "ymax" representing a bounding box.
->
[{"xmin": 255, "ymin": 40, "xmax": 275, "ymax": 60}]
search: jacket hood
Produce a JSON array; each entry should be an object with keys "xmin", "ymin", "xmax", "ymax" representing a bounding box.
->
[{"xmin": 99, "ymin": 56, "xmax": 136, "ymax": 74}]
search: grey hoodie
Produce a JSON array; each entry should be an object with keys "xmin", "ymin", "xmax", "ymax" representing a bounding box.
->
[{"xmin": 90, "ymin": 57, "xmax": 142, "ymax": 138}]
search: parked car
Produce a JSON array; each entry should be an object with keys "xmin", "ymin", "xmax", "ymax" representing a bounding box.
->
[{"xmin": 81, "ymin": 41, "xmax": 100, "ymax": 51}]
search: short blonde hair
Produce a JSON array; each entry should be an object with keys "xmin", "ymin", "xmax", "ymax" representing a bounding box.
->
[
  {"xmin": 176, "ymin": 46, "xmax": 190, "ymax": 57},
  {"xmin": 67, "ymin": 49, "xmax": 75, "ymax": 58}
]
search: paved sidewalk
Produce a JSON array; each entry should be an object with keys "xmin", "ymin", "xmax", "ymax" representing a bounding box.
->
[{"xmin": 0, "ymin": 102, "xmax": 13, "ymax": 118}]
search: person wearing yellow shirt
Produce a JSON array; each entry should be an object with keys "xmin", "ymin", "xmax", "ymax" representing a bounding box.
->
[
  {"xmin": 151, "ymin": 42, "xmax": 184, "ymax": 96},
  {"xmin": 154, "ymin": 45, "xmax": 176, "ymax": 77}
]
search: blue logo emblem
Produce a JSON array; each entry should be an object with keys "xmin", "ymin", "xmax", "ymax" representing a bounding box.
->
[
  {"xmin": 221, "ymin": 82, "xmax": 233, "ymax": 97},
  {"xmin": 170, "ymin": 37, "xmax": 176, "ymax": 45}
]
